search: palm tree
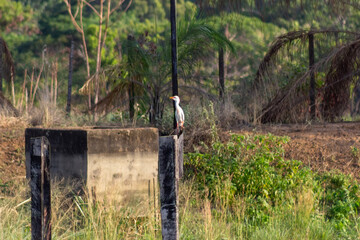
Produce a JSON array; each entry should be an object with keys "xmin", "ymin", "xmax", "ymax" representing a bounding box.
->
[{"xmin": 92, "ymin": 15, "xmax": 234, "ymax": 125}]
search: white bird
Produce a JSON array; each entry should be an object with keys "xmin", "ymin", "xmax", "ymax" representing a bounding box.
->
[{"xmin": 170, "ymin": 96, "xmax": 185, "ymax": 133}]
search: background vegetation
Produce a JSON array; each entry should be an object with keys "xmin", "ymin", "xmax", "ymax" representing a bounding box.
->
[
  {"xmin": 2, "ymin": 0, "xmax": 360, "ymax": 239},
  {"xmin": 3, "ymin": 0, "xmax": 359, "ymax": 125}
]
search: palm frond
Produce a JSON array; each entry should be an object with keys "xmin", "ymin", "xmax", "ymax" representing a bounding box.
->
[
  {"xmin": 178, "ymin": 17, "xmax": 234, "ymax": 53},
  {"xmin": 177, "ymin": 16, "xmax": 235, "ymax": 80},
  {"xmin": 321, "ymin": 38, "xmax": 360, "ymax": 120},
  {"xmin": 254, "ymin": 29, "xmax": 360, "ymax": 89},
  {"xmin": 79, "ymin": 74, "xmax": 96, "ymax": 95},
  {"xmin": 259, "ymin": 35, "xmax": 360, "ymax": 123},
  {"xmin": 90, "ymin": 81, "xmax": 129, "ymax": 114}
]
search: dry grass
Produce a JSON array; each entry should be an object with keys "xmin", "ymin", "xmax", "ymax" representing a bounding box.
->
[{"xmin": 0, "ymin": 115, "xmax": 28, "ymax": 129}]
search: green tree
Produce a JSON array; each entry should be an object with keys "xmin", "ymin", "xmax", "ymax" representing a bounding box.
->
[{"xmin": 93, "ymin": 14, "xmax": 233, "ymax": 125}]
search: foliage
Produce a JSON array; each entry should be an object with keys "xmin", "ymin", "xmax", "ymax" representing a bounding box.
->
[
  {"xmin": 316, "ymin": 172, "xmax": 360, "ymax": 230},
  {"xmin": 2, "ymin": 0, "xmax": 360, "ymax": 122},
  {"xmin": 0, "ymin": 0, "xmax": 37, "ymax": 34},
  {"xmin": 186, "ymin": 131, "xmax": 315, "ymax": 223},
  {"xmin": 185, "ymin": 114, "xmax": 360, "ymax": 231},
  {"xmin": 93, "ymin": 13, "xmax": 234, "ymax": 124}
]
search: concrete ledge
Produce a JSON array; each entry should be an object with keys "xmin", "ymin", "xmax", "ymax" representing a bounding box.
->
[{"xmin": 25, "ymin": 127, "xmax": 159, "ymax": 206}]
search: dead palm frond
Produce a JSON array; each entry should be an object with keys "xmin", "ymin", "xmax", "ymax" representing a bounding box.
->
[
  {"xmin": 0, "ymin": 37, "xmax": 15, "ymax": 86},
  {"xmin": 254, "ymin": 29, "xmax": 359, "ymax": 89},
  {"xmin": 254, "ymin": 29, "xmax": 360, "ymax": 123},
  {"xmin": 321, "ymin": 38, "xmax": 360, "ymax": 120}
]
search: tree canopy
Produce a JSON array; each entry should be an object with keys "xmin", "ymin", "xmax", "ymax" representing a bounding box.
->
[{"xmin": 2, "ymin": 0, "xmax": 360, "ymax": 123}]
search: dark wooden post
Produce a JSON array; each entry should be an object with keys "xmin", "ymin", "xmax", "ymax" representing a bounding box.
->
[
  {"xmin": 309, "ymin": 33, "xmax": 315, "ymax": 119},
  {"xmin": 176, "ymin": 133, "xmax": 184, "ymax": 178},
  {"xmin": 170, "ymin": 0, "xmax": 178, "ymax": 129},
  {"xmin": 159, "ymin": 133, "xmax": 184, "ymax": 240},
  {"xmin": 30, "ymin": 137, "xmax": 51, "ymax": 240},
  {"xmin": 30, "ymin": 138, "xmax": 42, "ymax": 239}
]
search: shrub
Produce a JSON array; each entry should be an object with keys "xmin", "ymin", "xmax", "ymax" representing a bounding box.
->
[
  {"xmin": 185, "ymin": 125, "xmax": 360, "ymax": 234},
  {"xmin": 316, "ymin": 172, "xmax": 360, "ymax": 230},
  {"xmin": 185, "ymin": 132, "xmax": 315, "ymax": 223}
]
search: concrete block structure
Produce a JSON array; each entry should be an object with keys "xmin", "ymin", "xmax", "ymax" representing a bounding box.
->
[{"xmin": 25, "ymin": 127, "xmax": 159, "ymax": 207}]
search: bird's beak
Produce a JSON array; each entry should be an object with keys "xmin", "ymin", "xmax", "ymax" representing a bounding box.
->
[{"xmin": 169, "ymin": 96, "xmax": 174, "ymax": 99}]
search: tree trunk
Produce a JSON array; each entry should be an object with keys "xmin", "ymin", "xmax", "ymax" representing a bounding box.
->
[
  {"xmin": 95, "ymin": 0, "xmax": 104, "ymax": 107},
  {"xmin": 66, "ymin": 39, "xmax": 74, "ymax": 115},
  {"xmin": 149, "ymin": 94, "xmax": 161, "ymax": 126},
  {"xmin": 219, "ymin": 47, "xmax": 225, "ymax": 102},
  {"xmin": 308, "ymin": 33, "xmax": 315, "ymax": 119},
  {"xmin": 129, "ymin": 82, "xmax": 135, "ymax": 121},
  {"xmin": 0, "ymin": 49, "xmax": 3, "ymax": 93}
]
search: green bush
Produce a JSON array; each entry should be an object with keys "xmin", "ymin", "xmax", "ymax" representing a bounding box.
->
[
  {"xmin": 185, "ymin": 133, "xmax": 315, "ymax": 223},
  {"xmin": 316, "ymin": 172, "xmax": 360, "ymax": 230},
  {"xmin": 185, "ymin": 132, "xmax": 360, "ymax": 230}
]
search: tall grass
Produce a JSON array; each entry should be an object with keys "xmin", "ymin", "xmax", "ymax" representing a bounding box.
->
[
  {"xmin": 184, "ymin": 129, "xmax": 360, "ymax": 239},
  {"xmin": 0, "ymin": 180, "xmax": 160, "ymax": 239},
  {"xmin": 1, "ymin": 174, "xmax": 359, "ymax": 239},
  {"xmin": 1, "ymin": 108, "xmax": 360, "ymax": 239}
]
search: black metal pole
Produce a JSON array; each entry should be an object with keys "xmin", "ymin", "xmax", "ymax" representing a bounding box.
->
[
  {"xmin": 309, "ymin": 33, "xmax": 315, "ymax": 119},
  {"xmin": 170, "ymin": 0, "xmax": 178, "ymax": 129}
]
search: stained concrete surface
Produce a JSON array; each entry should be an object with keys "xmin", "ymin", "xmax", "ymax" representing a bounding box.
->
[{"xmin": 25, "ymin": 127, "xmax": 159, "ymax": 207}]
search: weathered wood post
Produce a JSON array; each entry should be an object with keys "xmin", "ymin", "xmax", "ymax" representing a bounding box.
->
[
  {"xmin": 176, "ymin": 133, "xmax": 184, "ymax": 179},
  {"xmin": 30, "ymin": 137, "xmax": 51, "ymax": 240},
  {"xmin": 159, "ymin": 133, "xmax": 184, "ymax": 240}
]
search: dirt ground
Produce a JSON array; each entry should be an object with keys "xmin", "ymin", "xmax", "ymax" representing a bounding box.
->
[
  {"xmin": 0, "ymin": 118, "xmax": 27, "ymax": 184},
  {"xmin": 1, "ymin": 119, "xmax": 360, "ymax": 184},
  {"xmin": 245, "ymin": 122, "xmax": 360, "ymax": 180}
]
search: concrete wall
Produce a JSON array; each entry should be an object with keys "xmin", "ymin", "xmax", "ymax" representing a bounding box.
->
[
  {"xmin": 87, "ymin": 128, "xmax": 158, "ymax": 205},
  {"xmin": 25, "ymin": 127, "xmax": 159, "ymax": 207},
  {"xmin": 25, "ymin": 128, "xmax": 88, "ymax": 181}
]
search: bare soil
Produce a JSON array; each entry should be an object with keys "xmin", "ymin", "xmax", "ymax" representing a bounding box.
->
[
  {"xmin": 1, "ymin": 119, "xmax": 360, "ymax": 184},
  {"xmin": 237, "ymin": 122, "xmax": 360, "ymax": 180},
  {"xmin": 0, "ymin": 118, "xmax": 27, "ymax": 184}
]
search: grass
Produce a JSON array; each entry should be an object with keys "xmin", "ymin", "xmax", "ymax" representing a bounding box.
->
[
  {"xmin": 1, "ymin": 172, "xmax": 360, "ymax": 239},
  {"xmin": 1, "ymin": 112, "xmax": 360, "ymax": 239}
]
